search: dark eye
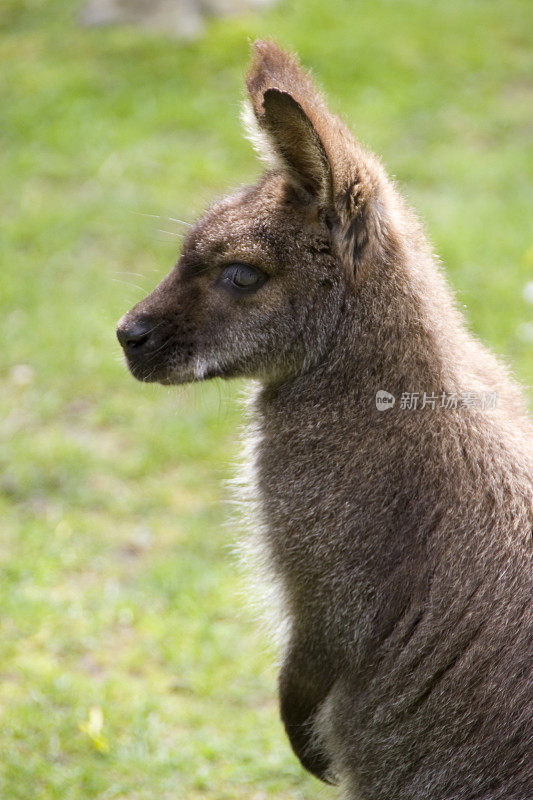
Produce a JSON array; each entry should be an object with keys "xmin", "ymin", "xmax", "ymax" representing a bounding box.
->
[{"xmin": 222, "ymin": 263, "xmax": 265, "ymax": 292}]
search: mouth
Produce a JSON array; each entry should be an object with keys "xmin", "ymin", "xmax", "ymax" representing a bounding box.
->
[
  {"xmin": 117, "ymin": 316, "xmax": 229, "ymax": 385},
  {"xmin": 123, "ymin": 348, "xmax": 225, "ymax": 386},
  {"xmin": 122, "ymin": 348, "xmax": 189, "ymax": 385},
  {"xmin": 124, "ymin": 353, "xmax": 166, "ymax": 383},
  {"xmin": 117, "ymin": 314, "xmax": 187, "ymax": 384}
]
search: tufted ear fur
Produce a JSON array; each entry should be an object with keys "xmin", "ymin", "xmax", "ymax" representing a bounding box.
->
[{"xmin": 244, "ymin": 40, "xmax": 403, "ymax": 278}]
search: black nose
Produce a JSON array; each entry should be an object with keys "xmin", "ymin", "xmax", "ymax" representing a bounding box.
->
[{"xmin": 116, "ymin": 318, "xmax": 153, "ymax": 352}]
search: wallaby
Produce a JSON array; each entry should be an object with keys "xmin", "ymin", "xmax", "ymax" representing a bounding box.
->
[{"xmin": 117, "ymin": 41, "xmax": 533, "ymax": 800}]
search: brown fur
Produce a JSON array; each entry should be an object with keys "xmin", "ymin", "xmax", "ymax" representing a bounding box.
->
[{"xmin": 117, "ymin": 41, "xmax": 533, "ymax": 799}]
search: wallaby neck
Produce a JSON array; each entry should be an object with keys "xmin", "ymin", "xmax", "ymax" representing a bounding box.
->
[{"xmin": 258, "ymin": 263, "xmax": 456, "ymax": 418}]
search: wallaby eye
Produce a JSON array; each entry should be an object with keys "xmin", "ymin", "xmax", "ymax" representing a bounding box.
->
[{"xmin": 222, "ymin": 263, "xmax": 265, "ymax": 292}]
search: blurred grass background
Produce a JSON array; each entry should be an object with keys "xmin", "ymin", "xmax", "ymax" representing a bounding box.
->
[{"xmin": 0, "ymin": 0, "xmax": 532, "ymax": 798}]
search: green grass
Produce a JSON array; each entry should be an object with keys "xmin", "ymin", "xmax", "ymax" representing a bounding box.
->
[{"xmin": 0, "ymin": 0, "xmax": 532, "ymax": 797}]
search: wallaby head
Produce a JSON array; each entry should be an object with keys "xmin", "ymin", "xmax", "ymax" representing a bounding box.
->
[{"xmin": 117, "ymin": 40, "xmax": 413, "ymax": 387}]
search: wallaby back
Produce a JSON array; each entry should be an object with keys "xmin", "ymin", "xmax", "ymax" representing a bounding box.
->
[{"xmin": 117, "ymin": 41, "xmax": 533, "ymax": 800}]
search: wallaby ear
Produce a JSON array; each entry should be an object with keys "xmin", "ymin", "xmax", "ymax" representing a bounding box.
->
[
  {"xmin": 244, "ymin": 40, "xmax": 334, "ymax": 205},
  {"xmin": 255, "ymin": 88, "xmax": 331, "ymax": 204}
]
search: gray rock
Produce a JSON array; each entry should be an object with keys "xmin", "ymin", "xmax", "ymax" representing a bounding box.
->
[{"xmin": 80, "ymin": 0, "xmax": 277, "ymax": 39}]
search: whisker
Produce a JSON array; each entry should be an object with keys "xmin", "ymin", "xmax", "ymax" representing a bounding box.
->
[
  {"xmin": 168, "ymin": 217, "xmax": 191, "ymax": 227},
  {"xmin": 190, "ymin": 263, "xmax": 214, "ymax": 276},
  {"xmin": 112, "ymin": 278, "xmax": 147, "ymax": 294},
  {"xmin": 144, "ymin": 320, "xmax": 165, "ymax": 337},
  {"xmin": 143, "ymin": 331, "xmax": 176, "ymax": 362},
  {"xmin": 158, "ymin": 229, "xmax": 184, "ymax": 238},
  {"xmin": 131, "ymin": 212, "xmax": 161, "ymax": 219}
]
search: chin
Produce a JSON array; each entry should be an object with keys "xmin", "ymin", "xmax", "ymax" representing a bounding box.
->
[
  {"xmin": 125, "ymin": 357, "xmax": 210, "ymax": 386},
  {"xmin": 125, "ymin": 358, "xmax": 173, "ymax": 385},
  {"xmin": 125, "ymin": 352, "xmax": 236, "ymax": 385}
]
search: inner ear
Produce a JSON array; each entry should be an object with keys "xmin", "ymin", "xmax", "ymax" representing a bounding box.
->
[{"xmin": 261, "ymin": 89, "xmax": 332, "ymax": 205}]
